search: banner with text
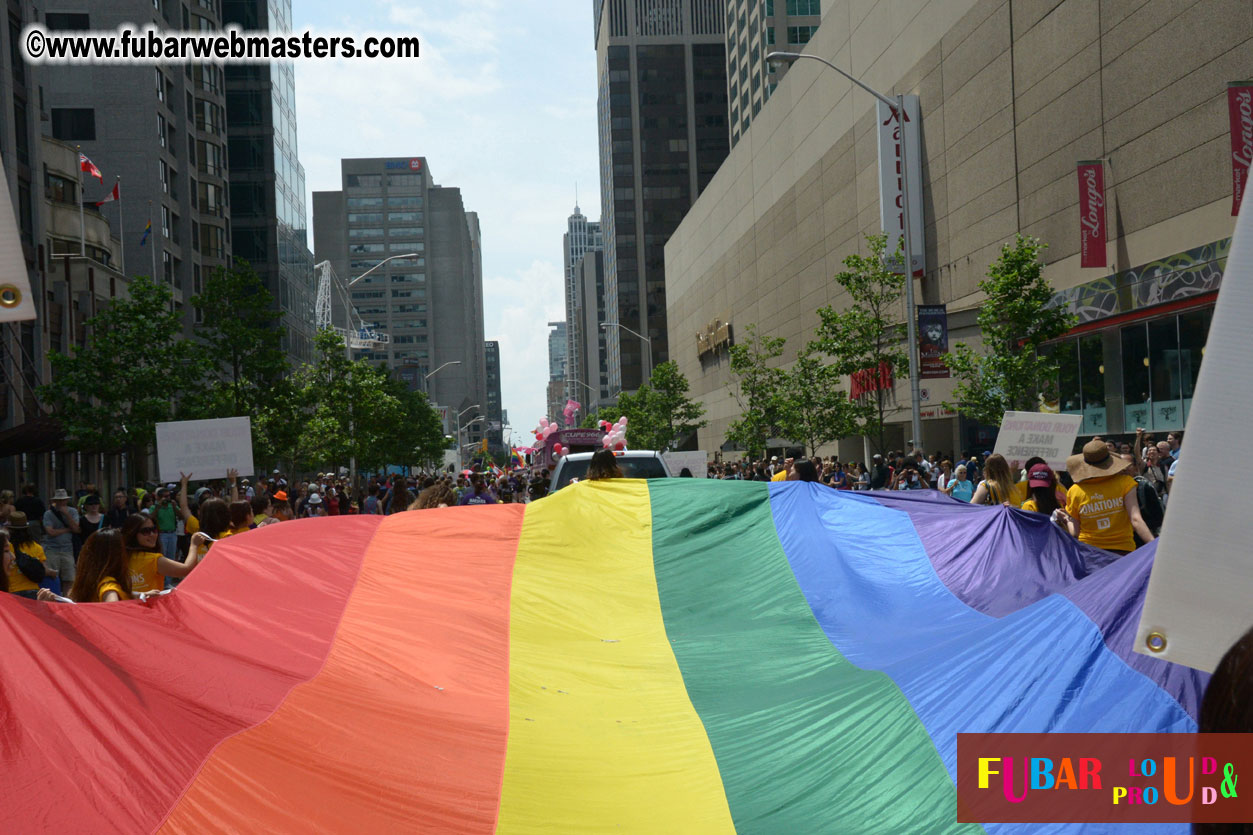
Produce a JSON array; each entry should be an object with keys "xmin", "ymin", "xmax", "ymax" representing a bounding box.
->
[
  {"xmin": 991, "ymin": 411, "xmax": 1082, "ymax": 473},
  {"xmin": 917, "ymin": 304, "xmax": 949, "ymax": 379},
  {"xmin": 876, "ymin": 94, "xmax": 925, "ymax": 277},
  {"xmin": 1077, "ymin": 160, "xmax": 1107, "ymax": 268},
  {"xmin": 156, "ymin": 416, "xmax": 254, "ymax": 483},
  {"xmin": 1230, "ymin": 81, "xmax": 1252, "ymax": 216}
]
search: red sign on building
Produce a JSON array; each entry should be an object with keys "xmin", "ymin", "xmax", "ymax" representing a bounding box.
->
[
  {"xmin": 1077, "ymin": 161, "xmax": 1107, "ymax": 268},
  {"xmin": 850, "ymin": 361, "xmax": 894, "ymax": 400},
  {"xmin": 1229, "ymin": 81, "xmax": 1253, "ymax": 216},
  {"xmin": 410, "ymin": 158, "xmax": 423, "ymax": 172}
]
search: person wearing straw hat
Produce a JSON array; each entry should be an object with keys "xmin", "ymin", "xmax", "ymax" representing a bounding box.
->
[
  {"xmin": 1062, "ymin": 439, "xmax": 1156, "ymax": 555},
  {"xmin": 4, "ymin": 511, "xmax": 52, "ymax": 595},
  {"xmin": 42, "ymin": 488, "xmax": 80, "ymax": 590}
]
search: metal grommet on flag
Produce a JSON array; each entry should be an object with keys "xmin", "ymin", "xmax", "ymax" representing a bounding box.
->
[
  {"xmin": 0, "ymin": 285, "xmax": 21, "ymax": 308},
  {"xmin": 1145, "ymin": 631, "xmax": 1168, "ymax": 653}
]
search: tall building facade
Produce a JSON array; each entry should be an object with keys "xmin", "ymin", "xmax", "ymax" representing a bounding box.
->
[
  {"xmin": 575, "ymin": 249, "xmax": 610, "ymax": 408},
  {"xmin": 42, "ymin": 1, "xmax": 232, "ymax": 335},
  {"xmin": 223, "ymin": 0, "xmax": 317, "ymax": 361},
  {"xmin": 562, "ymin": 203, "xmax": 602, "ymax": 406},
  {"xmin": 667, "ymin": 0, "xmax": 1253, "ymax": 456},
  {"xmin": 546, "ymin": 320, "xmax": 567, "ymax": 421},
  {"xmin": 312, "ymin": 157, "xmax": 486, "ymax": 447},
  {"xmin": 725, "ymin": 0, "xmax": 823, "ymax": 146},
  {"xmin": 595, "ymin": 0, "xmax": 731, "ymax": 394},
  {"xmin": 484, "ymin": 340, "xmax": 503, "ymax": 452}
]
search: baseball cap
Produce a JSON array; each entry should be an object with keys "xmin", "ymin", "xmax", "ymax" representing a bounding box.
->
[{"xmin": 1027, "ymin": 464, "xmax": 1054, "ymax": 488}]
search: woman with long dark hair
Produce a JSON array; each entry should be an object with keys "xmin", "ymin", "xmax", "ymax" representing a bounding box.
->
[
  {"xmin": 219, "ymin": 501, "xmax": 254, "ymax": 538},
  {"xmin": 587, "ymin": 449, "xmax": 623, "ymax": 481},
  {"xmin": 5, "ymin": 511, "xmax": 53, "ymax": 596},
  {"xmin": 120, "ymin": 514, "xmax": 203, "ymax": 593},
  {"xmin": 1020, "ymin": 464, "xmax": 1063, "ymax": 518},
  {"xmin": 69, "ymin": 529, "xmax": 133, "ymax": 602}
]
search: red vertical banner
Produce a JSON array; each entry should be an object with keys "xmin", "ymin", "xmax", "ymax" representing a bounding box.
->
[
  {"xmin": 1077, "ymin": 161, "xmax": 1107, "ymax": 269},
  {"xmin": 1229, "ymin": 81, "xmax": 1253, "ymax": 216}
]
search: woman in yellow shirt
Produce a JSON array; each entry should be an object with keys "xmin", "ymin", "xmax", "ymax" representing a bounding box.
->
[
  {"xmin": 971, "ymin": 454, "xmax": 1027, "ymax": 506},
  {"xmin": 1062, "ymin": 439, "xmax": 1155, "ymax": 555},
  {"xmin": 69, "ymin": 529, "xmax": 133, "ymax": 602},
  {"xmin": 121, "ymin": 514, "xmax": 203, "ymax": 592},
  {"xmin": 4, "ymin": 511, "xmax": 53, "ymax": 596}
]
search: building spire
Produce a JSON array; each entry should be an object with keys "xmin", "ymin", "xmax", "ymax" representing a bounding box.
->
[{"xmin": 574, "ymin": 181, "xmax": 580, "ymax": 215}]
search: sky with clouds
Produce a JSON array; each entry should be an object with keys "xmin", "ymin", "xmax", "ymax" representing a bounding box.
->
[{"xmin": 293, "ymin": 0, "xmax": 599, "ymax": 437}]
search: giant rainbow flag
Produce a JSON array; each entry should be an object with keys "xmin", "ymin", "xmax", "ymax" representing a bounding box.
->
[{"xmin": 0, "ymin": 480, "xmax": 1207, "ymax": 833}]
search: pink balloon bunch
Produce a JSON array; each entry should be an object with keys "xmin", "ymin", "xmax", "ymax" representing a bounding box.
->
[
  {"xmin": 552, "ymin": 443, "xmax": 565, "ymax": 457},
  {"xmin": 533, "ymin": 418, "xmax": 560, "ymax": 445},
  {"xmin": 601, "ymin": 415, "xmax": 628, "ymax": 451}
]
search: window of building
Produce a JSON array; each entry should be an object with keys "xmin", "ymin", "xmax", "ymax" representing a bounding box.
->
[
  {"xmin": 766, "ymin": 27, "xmax": 775, "ymax": 46},
  {"xmin": 765, "ymin": 0, "xmax": 774, "ymax": 15},
  {"xmin": 50, "ymin": 108, "xmax": 95, "ymax": 141},
  {"xmin": 195, "ymin": 99, "xmax": 223, "ymax": 134},
  {"xmin": 161, "ymin": 205, "xmax": 171, "ymax": 237},
  {"xmin": 162, "ymin": 250, "xmax": 173, "ymax": 283},
  {"xmin": 198, "ymin": 140, "xmax": 225, "ymax": 175},
  {"xmin": 391, "ymin": 273, "xmax": 425, "ymax": 283},
  {"xmin": 348, "ymin": 212, "xmax": 383, "ymax": 223},
  {"xmin": 387, "ymin": 211, "xmax": 422, "ymax": 222},
  {"xmin": 200, "ymin": 224, "xmax": 225, "ymax": 258},
  {"xmin": 787, "ymin": 25, "xmax": 819, "ymax": 44},
  {"xmin": 786, "ymin": 0, "xmax": 819, "ymax": 14},
  {"xmin": 387, "ymin": 173, "xmax": 421, "ymax": 187},
  {"xmin": 160, "ymin": 160, "xmax": 170, "ymax": 194},
  {"xmin": 388, "ymin": 226, "xmax": 423, "ymax": 237},
  {"xmin": 391, "ymin": 289, "xmax": 413, "ymax": 298},
  {"xmin": 351, "ymin": 290, "xmax": 385, "ymax": 300},
  {"xmin": 45, "ymin": 12, "xmax": 90, "ymax": 29},
  {"xmin": 393, "ymin": 304, "xmax": 426, "ymax": 313},
  {"xmin": 44, "ymin": 172, "xmax": 76, "ymax": 204},
  {"xmin": 155, "ymin": 69, "xmax": 165, "ymax": 102},
  {"xmin": 350, "ymin": 259, "xmax": 382, "ymax": 270},
  {"xmin": 387, "ymin": 195, "xmax": 422, "ymax": 207},
  {"xmin": 348, "ymin": 227, "xmax": 383, "ymax": 238},
  {"xmin": 350, "ymin": 243, "xmax": 385, "ymax": 253},
  {"xmin": 387, "ymin": 241, "xmax": 424, "ymax": 252},
  {"xmin": 198, "ymin": 181, "xmax": 224, "ymax": 217},
  {"xmin": 346, "ymin": 174, "xmax": 382, "ymax": 188},
  {"xmin": 346, "ymin": 196, "xmax": 384, "ymax": 208}
]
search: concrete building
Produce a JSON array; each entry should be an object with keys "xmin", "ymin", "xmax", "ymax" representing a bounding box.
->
[
  {"xmin": 725, "ymin": 0, "xmax": 823, "ymax": 147},
  {"xmin": 547, "ymin": 320, "xmax": 567, "ymax": 421},
  {"xmin": 223, "ymin": 0, "xmax": 317, "ymax": 362},
  {"xmin": 562, "ymin": 203, "xmax": 602, "ymax": 406},
  {"xmin": 312, "ymin": 157, "xmax": 486, "ymax": 447},
  {"xmin": 485, "ymin": 339, "xmax": 503, "ymax": 452},
  {"xmin": 666, "ymin": 0, "xmax": 1253, "ymax": 458},
  {"xmin": 594, "ymin": 0, "xmax": 731, "ymax": 394},
  {"xmin": 575, "ymin": 249, "xmax": 610, "ymax": 409},
  {"xmin": 42, "ymin": 1, "xmax": 232, "ymax": 334}
]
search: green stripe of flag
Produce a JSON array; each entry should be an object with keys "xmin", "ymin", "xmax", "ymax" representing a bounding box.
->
[{"xmin": 648, "ymin": 479, "xmax": 980, "ymax": 833}]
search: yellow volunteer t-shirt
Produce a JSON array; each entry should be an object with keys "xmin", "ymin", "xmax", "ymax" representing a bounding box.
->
[
  {"xmin": 1066, "ymin": 474, "xmax": 1138, "ymax": 553},
  {"xmin": 1020, "ymin": 487, "xmax": 1068, "ymax": 513},
  {"xmin": 96, "ymin": 576, "xmax": 131, "ymax": 601},
  {"xmin": 6, "ymin": 542, "xmax": 46, "ymax": 593},
  {"xmin": 185, "ymin": 514, "xmax": 200, "ymax": 535},
  {"xmin": 771, "ymin": 469, "xmax": 787, "ymax": 482},
  {"xmin": 127, "ymin": 550, "xmax": 164, "ymax": 593},
  {"xmin": 982, "ymin": 480, "xmax": 1028, "ymax": 505},
  {"xmin": 217, "ymin": 525, "xmax": 249, "ymax": 539}
]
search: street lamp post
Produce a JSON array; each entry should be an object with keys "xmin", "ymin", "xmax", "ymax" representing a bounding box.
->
[
  {"xmin": 601, "ymin": 322, "xmax": 653, "ymax": 385},
  {"xmin": 456, "ymin": 404, "xmax": 481, "ymax": 471},
  {"xmin": 569, "ymin": 378, "xmax": 598, "ymax": 423},
  {"xmin": 458, "ymin": 414, "xmax": 483, "ymax": 472},
  {"xmin": 329, "ymin": 253, "xmax": 420, "ymax": 493},
  {"xmin": 766, "ymin": 52, "xmax": 925, "ymax": 452}
]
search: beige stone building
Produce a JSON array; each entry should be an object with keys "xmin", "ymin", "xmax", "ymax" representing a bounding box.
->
[{"xmin": 666, "ymin": 0, "xmax": 1252, "ymax": 461}]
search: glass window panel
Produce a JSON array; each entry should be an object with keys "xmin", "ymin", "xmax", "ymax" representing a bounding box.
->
[
  {"xmin": 1121, "ymin": 324, "xmax": 1150, "ymax": 431},
  {"xmin": 1178, "ymin": 307, "xmax": 1212, "ymax": 423},
  {"xmin": 1149, "ymin": 317, "xmax": 1183, "ymax": 430},
  {"xmin": 1079, "ymin": 333, "xmax": 1106, "ymax": 435}
]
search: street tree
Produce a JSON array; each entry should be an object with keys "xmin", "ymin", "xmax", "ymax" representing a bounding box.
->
[
  {"xmin": 812, "ymin": 233, "xmax": 907, "ymax": 455},
  {"xmin": 944, "ymin": 235, "xmax": 1076, "ymax": 424},
  {"xmin": 613, "ymin": 362, "xmax": 706, "ymax": 451},
  {"xmin": 40, "ymin": 275, "xmax": 206, "ymax": 471},
  {"xmin": 724, "ymin": 324, "xmax": 786, "ymax": 457},
  {"xmin": 777, "ymin": 345, "xmax": 861, "ymax": 457}
]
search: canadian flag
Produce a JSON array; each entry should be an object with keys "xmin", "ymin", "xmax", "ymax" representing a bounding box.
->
[
  {"xmin": 79, "ymin": 152, "xmax": 103, "ymax": 183},
  {"xmin": 95, "ymin": 181, "xmax": 119, "ymax": 207}
]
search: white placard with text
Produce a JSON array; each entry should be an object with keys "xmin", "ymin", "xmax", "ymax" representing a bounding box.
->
[
  {"xmin": 156, "ymin": 417, "xmax": 254, "ymax": 483},
  {"xmin": 991, "ymin": 412, "xmax": 1082, "ymax": 472}
]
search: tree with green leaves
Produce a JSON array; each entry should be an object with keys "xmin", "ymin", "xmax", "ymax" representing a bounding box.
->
[
  {"xmin": 812, "ymin": 233, "xmax": 908, "ymax": 455},
  {"xmin": 777, "ymin": 345, "xmax": 861, "ymax": 457},
  {"xmin": 610, "ymin": 362, "xmax": 706, "ymax": 451},
  {"xmin": 944, "ymin": 235, "xmax": 1076, "ymax": 425},
  {"xmin": 40, "ymin": 275, "xmax": 207, "ymax": 471},
  {"xmin": 724, "ymin": 324, "xmax": 786, "ymax": 457}
]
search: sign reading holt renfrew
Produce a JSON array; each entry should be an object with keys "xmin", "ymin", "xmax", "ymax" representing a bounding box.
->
[{"xmin": 696, "ymin": 315, "xmax": 732, "ymax": 357}]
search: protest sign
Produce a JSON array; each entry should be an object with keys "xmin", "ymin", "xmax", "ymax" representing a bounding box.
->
[
  {"xmin": 663, "ymin": 451, "xmax": 708, "ymax": 478},
  {"xmin": 991, "ymin": 412, "xmax": 1082, "ymax": 472},
  {"xmin": 156, "ymin": 417, "xmax": 254, "ymax": 483}
]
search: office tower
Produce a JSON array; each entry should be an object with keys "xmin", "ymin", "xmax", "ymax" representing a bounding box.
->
[
  {"xmin": 562, "ymin": 203, "xmax": 602, "ymax": 405},
  {"xmin": 547, "ymin": 321, "xmax": 567, "ymax": 421},
  {"xmin": 312, "ymin": 157, "xmax": 486, "ymax": 446},
  {"xmin": 223, "ymin": 0, "xmax": 317, "ymax": 361},
  {"xmin": 42, "ymin": 1, "xmax": 232, "ymax": 334},
  {"xmin": 484, "ymin": 340, "xmax": 503, "ymax": 452},
  {"xmin": 594, "ymin": 0, "xmax": 730, "ymax": 393},
  {"xmin": 575, "ymin": 249, "xmax": 609, "ymax": 407},
  {"xmin": 725, "ymin": 0, "xmax": 823, "ymax": 146}
]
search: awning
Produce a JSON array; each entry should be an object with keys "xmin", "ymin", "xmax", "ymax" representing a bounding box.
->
[{"xmin": 0, "ymin": 416, "xmax": 64, "ymax": 458}]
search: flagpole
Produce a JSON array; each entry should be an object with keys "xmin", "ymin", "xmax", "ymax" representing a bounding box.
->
[
  {"xmin": 116, "ymin": 177, "xmax": 124, "ymax": 275},
  {"xmin": 76, "ymin": 145, "xmax": 85, "ymax": 256}
]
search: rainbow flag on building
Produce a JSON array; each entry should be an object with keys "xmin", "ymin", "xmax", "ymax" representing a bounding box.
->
[{"xmin": 0, "ymin": 481, "xmax": 1205, "ymax": 833}]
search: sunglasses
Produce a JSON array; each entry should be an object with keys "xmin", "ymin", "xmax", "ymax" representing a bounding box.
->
[{"xmin": 138, "ymin": 526, "xmax": 158, "ymax": 534}]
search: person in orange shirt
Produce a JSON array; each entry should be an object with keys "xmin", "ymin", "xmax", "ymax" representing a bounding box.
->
[{"xmin": 1061, "ymin": 439, "xmax": 1155, "ymax": 555}]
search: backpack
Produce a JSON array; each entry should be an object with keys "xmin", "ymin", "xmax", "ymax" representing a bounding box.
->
[{"xmin": 1136, "ymin": 477, "xmax": 1164, "ymax": 534}]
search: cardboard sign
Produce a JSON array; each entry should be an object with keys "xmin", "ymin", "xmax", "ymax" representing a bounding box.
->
[
  {"xmin": 991, "ymin": 412, "xmax": 1082, "ymax": 472},
  {"xmin": 156, "ymin": 417, "xmax": 254, "ymax": 483},
  {"xmin": 663, "ymin": 451, "xmax": 708, "ymax": 478},
  {"xmin": 1136, "ymin": 187, "xmax": 1253, "ymax": 673}
]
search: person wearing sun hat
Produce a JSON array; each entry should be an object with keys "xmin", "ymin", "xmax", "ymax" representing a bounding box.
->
[
  {"xmin": 1062, "ymin": 438, "xmax": 1156, "ymax": 555},
  {"xmin": 42, "ymin": 488, "xmax": 80, "ymax": 590}
]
